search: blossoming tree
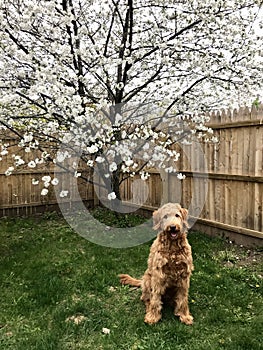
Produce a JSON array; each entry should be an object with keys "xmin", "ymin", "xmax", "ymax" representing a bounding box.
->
[{"xmin": 0, "ymin": 0, "xmax": 262, "ymax": 206}]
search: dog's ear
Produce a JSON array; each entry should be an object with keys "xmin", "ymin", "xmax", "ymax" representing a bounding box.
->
[
  {"xmin": 180, "ymin": 207, "xmax": 189, "ymax": 229},
  {"xmin": 180, "ymin": 207, "xmax": 188, "ymax": 221},
  {"xmin": 152, "ymin": 209, "xmax": 161, "ymax": 230}
]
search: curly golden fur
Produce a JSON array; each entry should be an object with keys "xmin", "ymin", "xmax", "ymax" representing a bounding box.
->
[{"xmin": 119, "ymin": 203, "xmax": 194, "ymax": 325}]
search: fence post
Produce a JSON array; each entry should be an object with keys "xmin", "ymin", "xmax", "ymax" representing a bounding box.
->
[
  {"xmin": 93, "ymin": 171, "xmax": 100, "ymax": 207},
  {"xmin": 160, "ymin": 169, "xmax": 169, "ymax": 205}
]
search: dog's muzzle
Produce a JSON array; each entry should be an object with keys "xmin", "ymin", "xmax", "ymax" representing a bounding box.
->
[{"xmin": 167, "ymin": 225, "xmax": 180, "ymax": 239}]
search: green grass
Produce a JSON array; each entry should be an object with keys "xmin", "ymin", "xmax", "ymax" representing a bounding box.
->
[{"xmin": 0, "ymin": 209, "xmax": 262, "ymax": 350}]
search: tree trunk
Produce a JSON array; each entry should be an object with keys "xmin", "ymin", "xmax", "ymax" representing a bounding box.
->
[
  {"xmin": 110, "ymin": 165, "xmax": 123, "ymax": 216},
  {"xmin": 111, "ymin": 169, "xmax": 121, "ymax": 200}
]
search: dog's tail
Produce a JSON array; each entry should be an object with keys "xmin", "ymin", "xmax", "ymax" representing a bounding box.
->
[{"xmin": 119, "ymin": 274, "xmax": 142, "ymax": 287}]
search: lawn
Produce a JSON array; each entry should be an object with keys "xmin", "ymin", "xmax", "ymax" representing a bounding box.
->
[{"xmin": 0, "ymin": 209, "xmax": 262, "ymax": 350}]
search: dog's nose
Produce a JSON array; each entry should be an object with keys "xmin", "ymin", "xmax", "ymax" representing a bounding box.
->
[{"xmin": 169, "ymin": 225, "xmax": 178, "ymax": 232}]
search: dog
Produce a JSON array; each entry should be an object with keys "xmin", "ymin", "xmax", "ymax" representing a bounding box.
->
[{"xmin": 119, "ymin": 202, "xmax": 194, "ymax": 325}]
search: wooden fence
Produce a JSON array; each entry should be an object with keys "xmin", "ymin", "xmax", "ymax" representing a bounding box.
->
[
  {"xmin": 176, "ymin": 105, "xmax": 263, "ymax": 245},
  {"xmin": 0, "ymin": 132, "xmax": 94, "ymax": 216},
  {"xmin": 119, "ymin": 104, "xmax": 263, "ymax": 245},
  {"xmin": 0, "ymin": 105, "xmax": 262, "ymax": 245}
]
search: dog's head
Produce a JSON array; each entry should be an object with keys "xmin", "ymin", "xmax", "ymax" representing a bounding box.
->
[{"xmin": 152, "ymin": 203, "xmax": 189, "ymax": 240}]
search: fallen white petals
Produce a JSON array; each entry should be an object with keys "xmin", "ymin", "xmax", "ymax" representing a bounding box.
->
[
  {"xmin": 65, "ymin": 315, "xmax": 87, "ymax": 325},
  {"xmin": 102, "ymin": 327, "xmax": 110, "ymax": 335}
]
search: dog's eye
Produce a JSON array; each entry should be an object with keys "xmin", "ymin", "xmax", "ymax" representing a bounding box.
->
[
  {"xmin": 175, "ymin": 214, "xmax": 180, "ymax": 218},
  {"xmin": 163, "ymin": 214, "xmax": 168, "ymax": 219}
]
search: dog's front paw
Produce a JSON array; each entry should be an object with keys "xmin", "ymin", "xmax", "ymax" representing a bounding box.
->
[
  {"xmin": 179, "ymin": 314, "xmax": 193, "ymax": 325},
  {"xmin": 144, "ymin": 312, "xmax": 161, "ymax": 325}
]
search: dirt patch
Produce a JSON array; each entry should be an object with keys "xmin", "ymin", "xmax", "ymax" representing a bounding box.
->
[
  {"xmin": 235, "ymin": 249, "xmax": 263, "ymax": 268},
  {"xmin": 216, "ymin": 243, "xmax": 263, "ymax": 272}
]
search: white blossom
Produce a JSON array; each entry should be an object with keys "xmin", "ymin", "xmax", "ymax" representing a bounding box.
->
[
  {"xmin": 96, "ymin": 156, "xmax": 105, "ymax": 163},
  {"xmin": 124, "ymin": 158, "xmax": 133, "ymax": 167},
  {"xmin": 109, "ymin": 162, "xmax": 117, "ymax": 172},
  {"xmin": 108, "ymin": 192, "xmax": 116, "ymax": 200},
  {"xmin": 0, "ymin": 149, "xmax": 8, "ymax": 156},
  {"xmin": 177, "ymin": 173, "xmax": 186, "ymax": 180},
  {"xmin": 13, "ymin": 155, "xmax": 25, "ymax": 166},
  {"xmin": 28, "ymin": 161, "xmax": 36, "ymax": 168},
  {"xmin": 60, "ymin": 190, "xmax": 69, "ymax": 198},
  {"xmin": 165, "ymin": 166, "xmax": 174, "ymax": 173},
  {"xmin": 51, "ymin": 178, "xmax": 59, "ymax": 185},
  {"xmin": 87, "ymin": 145, "xmax": 99, "ymax": 154},
  {"xmin": 140, "ymin": 171, "xmax": 150, "ymax": 180},
  {"xmin": 35, "ymin": 158, "xmax": 44, "ymax": 165},
  {"xmin": 24, "ymin": 134, "xmax": 33, "ymax": 143},
  {"xmin": 211, "ymin": 136, "xmax": 219, "ymax": 143},
  {"xmin": 32, "ymin": 179, "xmax": 39, "ymax": 185},
  {"xmin": 42, "ymin": 175, "xmax": 51, "ymax": 182},
  {"xmin": 41, "ymin": 188, "xmax": 49, "ymax": 196},
  {"xmin": 56, "ymin": 151, "xmax": 68, "ymax": 163},
  {"xmin": 5, "ymin": 166, "xmax": 14, "ymax": 176},
  {"xmin": 116, "ymin": 82, "xmax": 124, "ymax": 90},
  {"xmin": 143, "ymin": 143, "xmax": 150, "ymax": 150}
]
